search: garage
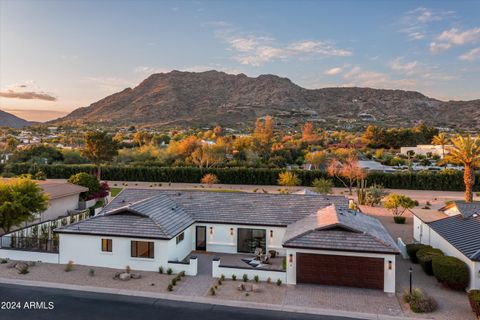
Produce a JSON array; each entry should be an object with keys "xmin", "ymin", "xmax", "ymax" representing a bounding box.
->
[{"xmin": 296, "ymin": 253, "xmax": 384, "ymax": 290}]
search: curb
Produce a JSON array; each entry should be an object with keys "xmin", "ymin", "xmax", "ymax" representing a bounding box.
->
[{"xmin": 0, "ymin": 277, "xmax": 418, "ymax": 320}]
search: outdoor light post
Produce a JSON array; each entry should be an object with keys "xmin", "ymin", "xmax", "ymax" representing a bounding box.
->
[{"xmin": 409, "ymin": 267, "xmax": 413, "ymax": 294}]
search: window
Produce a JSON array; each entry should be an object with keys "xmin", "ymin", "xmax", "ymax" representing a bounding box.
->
[
  {"xmin": 237, "ymin": 228, "xmax": 266, "ymax": 253},
  {"xmin": 131, "ymin": 241, "xmax": 154, "ymax": 259},
  {"xmin": 101, "ymin": 239, "xmax": 112, "ymax": 252},
  {"xmin": 176, "ymin": 232, "xmax": 184, "ymax": 245}
]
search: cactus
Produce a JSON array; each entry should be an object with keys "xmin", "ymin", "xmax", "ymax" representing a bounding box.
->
[{"xmin": 356, "ymin": 179, "xmax": 368, "ymax": 205}]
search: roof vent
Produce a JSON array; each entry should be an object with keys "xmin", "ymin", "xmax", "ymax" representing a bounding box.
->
[{"xmin": 121, "ymin": 199, "xmax": 126, "ymax": 203}]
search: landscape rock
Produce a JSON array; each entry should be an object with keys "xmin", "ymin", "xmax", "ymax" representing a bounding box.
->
[
  {"xmin": 130, "ymin": 273, "xmax": 142, "ymax": 279},
  {"xmin": 118, "ymin": 272, "xmax": 131, "ymax": 281}
]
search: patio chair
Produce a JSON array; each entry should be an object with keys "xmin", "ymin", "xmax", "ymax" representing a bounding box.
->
[
  {"xmin": 260, "ymin": 253, "xmax": 270, "ymax": 264},
  {"xmin": 254, "ymin": 247, "xmax": 263, "ymax": 260}
]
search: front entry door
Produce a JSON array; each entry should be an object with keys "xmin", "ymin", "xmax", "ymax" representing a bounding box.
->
[{"xmin": 196, "ymin": 226, "xmax": 207, "ymax": 251}]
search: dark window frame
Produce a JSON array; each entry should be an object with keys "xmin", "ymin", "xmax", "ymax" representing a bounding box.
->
[
  {"xmin": 176, "ymin": 232, "xmax": 185, "ymax": 245},
  {"xmin": 131, "ymin": 240, "xmax": 154, "ymax": 259},
  {"xmin": 237, "ymin": 228, "xmax": 266, "ymax": 253},
  {"xmin": 101, "ymin": 238, "xmax": 112, "ymax": 252}
]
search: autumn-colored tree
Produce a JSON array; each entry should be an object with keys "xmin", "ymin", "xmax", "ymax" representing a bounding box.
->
[
  {"xmin": 191, "ymin": 144, "xmax": 225, "ymax": 168},
  {"xmin": 253, "ymin": 116, "xmax": 274, "ymax": 144},
  {"xmin": 277, "ymin": 171, "xmax": 301, "ymax": 189},
  {"xmin": 445, "ymin": 135, "xmax": 480, "ymax": 202},
  {"xmin": 201, "ymin": 173, "xmax": 219, "ymax": 185},
  {"xmin": 302, "ymin": 122, "xmax": 318, "ymax": 143},
  {"xmin": 327, "ymin": 156, "xmax": 365, "ymax": 195},
  {"xmin": 305, "ymin": 151, "xmax": 328, "ymax": 170},
  {"xmin": 133, "ymin": 131, "xmax": 152, "ymax": 146},
  {"xmin": 384, "ymin": 194, "xmax": 416, "ymax": 222}
]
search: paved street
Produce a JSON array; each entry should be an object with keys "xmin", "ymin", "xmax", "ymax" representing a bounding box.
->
[{"xmin": 0, "ymin": 283, "xmax": 358, "ymax": 320}]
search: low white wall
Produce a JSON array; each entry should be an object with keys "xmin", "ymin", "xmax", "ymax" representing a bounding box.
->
[
  {"xmin": 413, "ymin": 216, "xmax": 431, "ymax": 244},
  {"xmin": 0, "ymin": 249, "xmax": 59, "ymax": 264},
  {"xmin": 167, "ymin": 256, "xmax": 198, "ymax": 276},
  {"xmin": 285, "ymin": 248, "xmax": 396, "ymax": 293},
  {"xmin": 42, "ymin": 194, "xmax": 80, "ymax": 222},
  {"xmin": 212, "ymin": 259, "xmax": 286, "ymax": 283}
]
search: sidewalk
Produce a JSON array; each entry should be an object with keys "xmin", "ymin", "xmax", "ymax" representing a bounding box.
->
[{"xmin": 0, "ymin": 277, "xmax": 417, "ymax": 320}]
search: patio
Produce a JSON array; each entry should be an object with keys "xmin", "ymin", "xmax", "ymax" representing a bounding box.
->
[{"xmin": 186, "ymin": 251, "xmax": 284, "ymax": 272}]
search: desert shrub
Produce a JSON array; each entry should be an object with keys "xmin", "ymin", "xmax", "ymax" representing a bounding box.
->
[
  {"xmin": 89, "ymin": 269, "xmax": 95, "ymax": 277},
  {"xmin": 171, "ymin": 278, "xmax": 177, "ymax": 286},
  {"xmin": 209, "ymin": 287, "xmax": 216, "ymax": 296},
  {"xmin": 267, "ymin": 277, "xmax": 271, "ymax": 284},
  {"xmin": 468, "ymin": 290, "xmax": 480, "ymax": 318},
  {"xmin": 125, "ymin": 265, "xmax": 131, "ymax": 274},
  {"xmin": 220, "ymin": 274, "xmax": 225, "ymax": 281},
  {"xmin": 403, "ymin": 288, "xmax": 438, "ymax": 313},
  {"xmin": 242, "ymin": 274, "xmax": 249, "ymax": 282},
  {"xmin": 312, "ymin": 178, "xmax": 333, "ymax": 194},
  {"xmin": 254, "ymin": 275, "xmax": 259, "ymax": 283},
  {"xmin": 65, "ymin": 260, "xmax": 74, "ymax": 272},
  {"xmin": 406, "ymin": 243, "xmax": 431, "ymax": 263},
  {"xmin": 432, "ymin": 256, "xmax": 470, "ymax": 290},
  {"xmin": 167, "ymin": 267, "xmax": 172, "ymax": 275},
  {"xmin": 159, "ymin": 266, "xmax": 164, "ymax": 274},
  {"xmin": 231, "ymin": 274, "xmax": 236, "ymax": 281},
  {"xmin": 179, "ymin": 271, "xmax": 185, "ymax": 277},
  {"xmin": 416, "ymin": 248, "xmax": 444, "ymax": 275},
  {"xmin": 0, "ymin": 258, "xmax": 8, "ymax": 264},
  {"xmin": 167, "ymin": 284, "xmax": 173, "ymax": 292},
  {"xmin": 18, "ymin": 266, "xmax": 29, "ymax": 274},
  {"xmin": 201, "ymin": 173, "xmax": 218, "ymax": 185},
  {"xmin": 276, "ymin": 279, "xmax": 282, "ymax": 286}
]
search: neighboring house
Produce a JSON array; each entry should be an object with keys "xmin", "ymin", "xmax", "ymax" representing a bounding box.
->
[
  {"xmin": 400, "ymin": 144, "xmax": 450, "ymax": 158},
  {"xmin": 412, "ymin": 201, "xmax": 480, "ymax": 290},
  {"xmin": 37, "ymin": 181, "xmax": 88, "ymax": 222},
  {"xmin": 55, "ymin": 189, "xmax": 399, "ymax": 292}
]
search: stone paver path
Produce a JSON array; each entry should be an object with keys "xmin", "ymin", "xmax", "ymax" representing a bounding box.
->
[{"xmin": 174, "ymin": 253, "xmax": 214, "ymax": 296}]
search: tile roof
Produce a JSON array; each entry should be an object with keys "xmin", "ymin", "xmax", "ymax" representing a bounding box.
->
[
  {"xmin": 428, "ymin": 214, "xmax": 480, "ymax": 261},
  {"xmin": 283, "ymin": 204, "xmax": 399, "ymax": 254},
  {"xmin": 37, "ymin": 181, "xmax": 88, "ymax": 200},
  {"xmin": 454, "ymin": 201, "xmax": 480, "ymax": 219},
  {"xmin": 410, "ymin": 209, "xmax": 448, "ymax": 223},
  {"xmin": 56, "ymin": 189, "xmax": 349, "ymax": 240}
]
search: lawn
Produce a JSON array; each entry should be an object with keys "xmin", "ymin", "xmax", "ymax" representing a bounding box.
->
[{"xmin": 110, "ymin": 187, "xmax": 123, "ymax": 197}]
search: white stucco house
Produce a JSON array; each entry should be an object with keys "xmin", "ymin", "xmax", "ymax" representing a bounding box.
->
[
  {"xmin": 53, "ymin": 189, "xmax": 399, "ymax": 292},
  {"xmin": 37, "ymin": 181, "xmax": 88, "ymax": 222},
  {"xmin": 412, "ymin": 201, "xmax": 480, "ymax": 290}
]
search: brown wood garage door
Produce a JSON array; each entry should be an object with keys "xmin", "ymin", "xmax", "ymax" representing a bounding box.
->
[{"xmin": 296, "ymin": 253, "xmax": 384, "ymax": 290}]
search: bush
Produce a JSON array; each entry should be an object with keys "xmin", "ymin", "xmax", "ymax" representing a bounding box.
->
[
  {"xmin": 231, "ymin": 274, "xmax": 236, "ymax": 281},
  {"xmin": 209, "ymin": 287, "xmax": 216, "ymax": 296},
  {"xmin": 201, "ymin": 173, "xmax": 219, "ymax": 185},
  {"xmin": 171, "ymin": 278, "xmax": 177, "ymax": 286},
  {"xmin": 167, "ymin": 284, "xmax": 173, "ymax": 291},
  {"xmin": 179, "ymin": 271, "xmax": 185, "ymax": 277},
  {"xmin": 0, "ymin": 258, "xmax": 8, "ymax": 264},
  {"xmin": 468, "ymin": 290, "xmax": 480, "ymax": 318},
  {"xmin": 220, "ymin": 274, "xmax": 225, "ymax": 281},
  {"xmin": 167, "ymin": 267, "xmax": 173, "ymax": 275},
  {"xmin": 276, "ymin": 279, "xmax": 282, "ymax": 286},
  {"xmin": 242, "ymin": 274, "xmax": 249, "ymax": 282},
  {"xmin": 18, "ymin": 266, "xmax": 29, "ymax": 274},
  {"xmin": 432, "ymin": 256, "xmax": 470, "ymax": 290},
  {"xmin": 254, "ymin": 275, "xmax": 259, "ymax": 283},
  {"xmin": 312, "ymin": 178, "xmax": 333, "ymax": 194},
  {"xmin": 68, "ymin": 172, "xmax": 100, "ymax": 200},
  {"xmin": 125, "ymin": 265, "xmax": 131, "ymax": 274},
  {"xmin": 65, "ymin": 261, "xmax": 74, "ymax": 272},
  {"xmin": 159, "ymin": 266, "xmax": 164, "ymax": 274},
  {"xmin": 403, "ymin": 288, "xmax": 438, "ymax": 313},
  {"xmin": 89, "ymin": 269, "xmax": 95, "ymax": 277},
  {"xmin": 406, "ymin": 243, "xmax": 431, "ymax": 263},
  {"xmin": 416, "ymin": 248, "xmax": 444, "ymax": 275}
]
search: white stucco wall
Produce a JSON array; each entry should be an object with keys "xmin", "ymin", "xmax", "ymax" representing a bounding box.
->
[
  {"xmin": 413, "ymin": 216, "xmax": 431, "ymax": 244},
  {"xmin": 59, "ymin": 234, "xmax": 169, "ymax": 272},
  {"xmin": 285, "ymin": 248, "xmax": 396, "ymax": 293},
  {"xmin": 200, "ymin": 223, "xmax": 286, "ymax": 256},
  {"xmin": 166, "ymin": 224, "xmax": 195, "ymax": 262},
  {"xmin": 212, "ymin": 259, "xmax": 286, "ymax": 283},
  {"xmin": 0, "ymin": 249, "xmax": 59, "ymax": 264},
  {"xmin": 42, "ymin": 195, "xmax": 80, "ymax": 222}
]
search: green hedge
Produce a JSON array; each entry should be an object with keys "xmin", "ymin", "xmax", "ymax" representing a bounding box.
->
[
  {"xmin": 1, "ymin": 163, "xmax": 479, "ymax": 191},
  {"xmin": 416, "ymin": 248, "xmax": 444, "ymax": 275},
  {"xmin": 432, "ymin": 256, "xmax": 470, "ymax": 291},
  {"xmin": 406, "ymin": 243, "xmax": 431, "ymax": 263}
]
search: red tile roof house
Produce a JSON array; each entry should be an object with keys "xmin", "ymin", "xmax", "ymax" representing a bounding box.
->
[
  {"xmin": 412, "ymin": 201, "xmax": 480, "ymax": 290},
  {"xmin": 52, "ymin": 189, "xmax": 399, "ymax": 293}
]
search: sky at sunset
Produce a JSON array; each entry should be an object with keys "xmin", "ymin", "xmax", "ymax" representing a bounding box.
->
[{"xmin": 1, "ymin": 0, "xmax": 479, "ymax": 122}]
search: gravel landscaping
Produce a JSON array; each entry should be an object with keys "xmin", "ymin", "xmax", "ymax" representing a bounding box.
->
[{"xmin": 206, "ymin": 279, "xmax": 287, "ymax": 305}]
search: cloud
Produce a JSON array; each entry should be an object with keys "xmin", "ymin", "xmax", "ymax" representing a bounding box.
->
[
  {"xmin": 85, "ymin": 76, "xmax": 135, "ymax": 91},
  {"xmin": 210, "ymin": 22, "xmax": 352, "ymax": 66},
  {"xmin": 388, "ymin": 57, "xmax": 454, "ymax": 81},
  {"xmin": 400, "ymin": 7, "xmax": 454, "ymax": 41},
  {"xmin": 342, "ymin": 66, "xmax": 416, "ymax": 89},
  {"xmin": 0, "ymin": 81, "xmax": 57, "ymax": 101},
  {"xmin": 389, "ymin": 58, "xmax": 419, "ymax": 75},
  {"xmin": 430, "ymin": 27, "xmax": 480, "ymax": 53},
  {"xmin": 324, "ymin": 67, "xmax": 343, "ymax": 76},
  {"xmin": 459, "ymin": 47, "xmax": 480, "ymax": 61}
]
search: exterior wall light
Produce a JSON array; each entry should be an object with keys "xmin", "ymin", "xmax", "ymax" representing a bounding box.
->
[
  {"xmin": 209, "ymin": 227, "xmax": 213, "ymax": 235},
  {"xmin": 289, "ymin": 254, "xmax": 293, "ymax": 263},
  {"xmin": 270, "ymin": 230, "xmax": 274, "ymax": 238},
  {"xmin": 230, "ymin": 227, "xmax": 234, "ymax": 236},
  {"xmin": 388, "ymin": 260, "xmax": 392, "ymax": 270}
]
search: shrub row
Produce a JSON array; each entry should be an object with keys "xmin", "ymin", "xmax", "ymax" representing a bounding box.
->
[{"xmin": 2, "ymin": 163, "xmax": 479, "ymax": 191}]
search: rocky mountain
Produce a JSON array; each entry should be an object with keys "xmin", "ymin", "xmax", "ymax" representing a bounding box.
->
[
  {"xmin": 0, "ymin": 109, "xmax": 32, "ymax": 128},
  {"xmin": 55, "ymin": 70, "xmax": 480, "ymax": 130}
]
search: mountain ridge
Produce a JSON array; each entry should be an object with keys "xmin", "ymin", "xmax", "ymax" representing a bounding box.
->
[
  {"xmin": 54, "ymin": 70, "xmax": 480, "ymax": 129},
  {"xmin": 0, "ymin": 109, "xmax": 32, "ymax": 128}
]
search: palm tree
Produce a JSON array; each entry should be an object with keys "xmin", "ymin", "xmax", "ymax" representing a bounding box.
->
[
  {"xmin": 432, "ymin": 132, "xmax": 449, "ymax": 160},
  {"xmin": 445, "ymin": 135, "xmax": 480, "ymax": 202}
]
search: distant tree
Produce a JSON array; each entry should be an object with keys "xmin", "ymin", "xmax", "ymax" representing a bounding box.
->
[
  {"xmin": 302, "ymin": 122, "xmax": 319, "ymax": 144},
  {"xmin": 278, "ymin": 171, "xmax": 301, "ymax": 188},
  {"xmin": 81, "ymin": 131, "xmax": 118, "ymax": 179},
  {"xmin": 10, "ymin": 144, "xmax": 64, "ymax": 164},
  {"xmin": 191, "ymin": 144, "xmax": 225, "ymax": 168},
  {"xmin": 68, "ymin": 172, "xmax": 100, "ymax": 201},
  {"xmin": 365, "ymin": 185, "xmax": 388, "ymax": 207},
  {"xmin": 0, "ymin": 178, "xmax": 49, "ymax": 233},
  {"xmin": 201, "ymin": 173, "xmax": 218, "ymax": 185},
  {"xmin": 431, "ymin": 132, "xmax": 449, "ymax": 160},
  {"xmin": 312, "ymin": 178, "xmax": 333, "ymax": 194},
  {"xmin": 384, "ymin": 194, "xmax": 416, "ymax": 219},
  {"xmin": 253, "ymin": 116, "xmax": 274, "ymax": 144},
  {"xmin": 133, "ymin": 131, "xmax": 152, "ymax": 146},
  {"xmin": 305, "ymin": 151, "xmax": 328, "ymax": 170},
  {"xmin": 445, "ymin": 135, "xmax": 480, "ymax": 202},
  {"xmin": 327, "ymin": 156, "xmax": 365, "ymax": 195}
]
